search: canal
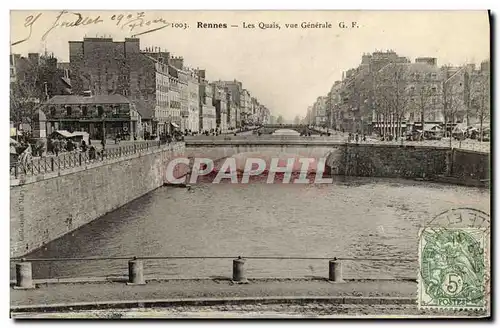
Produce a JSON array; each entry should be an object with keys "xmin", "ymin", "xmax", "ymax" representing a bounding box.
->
[{"xmin": 21, "ymin": 177, "xmax": 489, "ymax": 281}]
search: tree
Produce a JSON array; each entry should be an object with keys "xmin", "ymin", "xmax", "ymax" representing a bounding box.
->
[
  {"xmin": 372, "ymin": 63, "xmax": 412, "ymax": 138},
  {"xmin": 293, "ymin": 115, "xmax": 301, "ymax": 125},
  {"xmin": 471, "ymin": 71, "xmax": 490, "ymax": 141},
  {"xmin": 10, "ymin": 66, "xmax": 44, "ymax": 138},
  {"xmin": 441, "ymin": 68, "xmax": 464, "ymax": 138},
  {"xmin": 276, "ymin": 115, "xmax": 284, "ymax": 124},
  {"xmin": 412, "ymin": 84, "xmax": 434, "ymax": 127}
]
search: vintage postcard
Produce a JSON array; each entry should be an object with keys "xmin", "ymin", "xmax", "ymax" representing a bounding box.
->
[{"xmin": 9, "ymin": 10, "xmax": 491, "ymax": 319}]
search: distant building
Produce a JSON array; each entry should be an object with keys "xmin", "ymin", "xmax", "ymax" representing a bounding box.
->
[
  {"xmin": 186, "ymin": 68, "xmax": 200, "ymax": 133},
  {"xmin": 212, "ymin": 83, "xmax": 228, "ymax": 133},
  {"xmin": 214, "ymin": 80, "xmax": 243, "ymax": 128}
]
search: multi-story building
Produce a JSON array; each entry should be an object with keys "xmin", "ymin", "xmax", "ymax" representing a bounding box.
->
[
  {"xmin": 212, "ymin": 83, "xmax": 228, "ymax": 133},
  {"xmin": 186, "ymin": 68, "xmax": 200, "ymax": 133},
  {"xmin": 250, "ymin": 97, "xmax": 259, "ymax": 125},
  {"xmin": 197, "ymin": 70, "xmax": 216, "ymax": 132},
  {"xmin": 240, "ymin": 89, "xmax": 251, "ymax": 126},
  {"xmin": 169, "ymin": 56, "xmax": 189, "ymax": 132},
  {"xmin": 258, "ymin": 105, "xmax": 271, "ymax": 124},
  {"xmin": 70, "ymin": 39, "xmax": 158, "ymax": 137},
  {"xmin": 166, "ymin": 64, "xmax": 182, "ymax": 132},
  {"xmin": 313, "ymin": 96, "xmax": 328, "ymax": 127},
  {"xmin": 214, "ymin": 80, "xmax": 243, "ymax": 128},
  {"xmin": 316, "ymin": 50, "xmax": 481, "ymax": 136},
  {"xmin": 326, "ymin": 81, "xmax": 342, "ymax": 130},
  {"xmin": 226, "ymin": 88, "xmax": 236, "ymax": 130},
  {"xmin": 42, "ymin": 94, "xmax": 141, "ymax": 140},
  {"xmin": 70, "ymin": 38, "xmax": 196, "ymax": 137},
  {"xmin": 202, "ymin": 84, "xmax": 216, "ymax": 131}
]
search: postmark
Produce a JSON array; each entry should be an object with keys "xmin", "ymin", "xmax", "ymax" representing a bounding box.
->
[{"xmin": 418, "ymin": 208, "xmax": 490, "ymax": 310}]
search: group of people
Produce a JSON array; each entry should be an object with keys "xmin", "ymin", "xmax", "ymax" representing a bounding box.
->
[{"xmin": 347, "ymin": 132, "xmax": 367, "ymax": 143}]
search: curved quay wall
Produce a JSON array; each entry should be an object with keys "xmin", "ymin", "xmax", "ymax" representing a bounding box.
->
[{"xmin": 10, "ymin": 143, "xmax": 186, "ymax": 258}]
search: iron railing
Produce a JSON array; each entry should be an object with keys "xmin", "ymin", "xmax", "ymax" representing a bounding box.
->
[
  {"xmin": 10, "ymin": 256, "xmax": 418, "ymax": 262},
  {"xmin": 10, "ymin": 255, "xmax": 419, "ymax": 286},
  {"xmin": 10, "ymin": 140, "xmax": 173, "ymax": 179}
]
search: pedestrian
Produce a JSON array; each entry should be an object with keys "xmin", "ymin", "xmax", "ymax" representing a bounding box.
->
[
  {"xmin": 89, "ymin": 146, "xmax": 96, "ymax": 160},
  {"xmin": 81, "ymin": 140, "xmax": 87, "ymax": 152},
  {"xmin": 362, "ymin": 134, "xmax": 366, "ymax": 142},
  {"xmin": 355, "ymin": 133, "xmax": 359, "ymax": 143}
]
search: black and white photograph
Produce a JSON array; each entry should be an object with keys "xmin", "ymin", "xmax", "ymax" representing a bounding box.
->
[{"xmin": 7, "ymin": 8, "xmax": 491, "ymax": 319}]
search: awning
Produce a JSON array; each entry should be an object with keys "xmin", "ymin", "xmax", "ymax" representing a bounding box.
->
[
  {"xmin": 372, "ymin": 123, "xmax": 407, "ymax": 128},
  {"xmin": 171, "ymin": 122, "xmax": 180, "ymax": 128},
  {"xmin": 52, "ymin": 130, "xmax": 74, "ymax": 138},
  {"xmin": 423, "ymin": 124, "xmax": 441, "ymax": 131}
]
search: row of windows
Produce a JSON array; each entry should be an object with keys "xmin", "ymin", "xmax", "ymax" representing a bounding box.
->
[
  {"xmin": 410, "ymin": 72, "xmax": 438, "ymax": 80},
  {"xmin": 170, "ymin": 101, "xmax": 181, "ymax": 109},
  {"xmin": 49, "ymin": 105, "xmax": 127, "ymax": 117}
]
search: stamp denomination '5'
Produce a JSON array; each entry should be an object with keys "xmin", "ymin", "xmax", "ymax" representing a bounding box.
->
[{"xmin": 418, "ymin": 227, "xmax": 486, "ymax": 310}]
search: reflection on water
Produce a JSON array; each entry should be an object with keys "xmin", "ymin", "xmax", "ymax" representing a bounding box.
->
[
  {"xmin": 272, "ymin": 129, "xmax": 301, "ymax": 136},
  {"xmin": 18, "ymin": 177, "xmax": 489, "ymax": 280}
]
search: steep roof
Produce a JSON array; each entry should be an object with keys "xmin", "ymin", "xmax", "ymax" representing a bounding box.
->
[
  {"xmin": 133, "ymin": 99, "xmax": 153, "ymax": 119},
  {"xmin": 46, "ymin": 94, "xmax": 131, "ymax": 105}
]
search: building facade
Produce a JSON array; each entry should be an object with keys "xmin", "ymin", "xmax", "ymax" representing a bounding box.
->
[
  {"xmin": 314, "ymin": 50, "xmax": 490, "ymax": 137},
  {"xmin": 212, "ymin": 83, "xmax": 228, "ymax": 133},
  {"xmin": 42, "ymin": 94, "xmax": 140, "ymax": 140},
  {"xmin": 187, "ymin": 69, "xmax": 200, "ymax": 133}
]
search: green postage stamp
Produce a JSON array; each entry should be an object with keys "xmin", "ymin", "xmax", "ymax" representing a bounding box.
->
[{"xmin": 418, "ymin": 227, "xmax": 487, "ymax": 310}]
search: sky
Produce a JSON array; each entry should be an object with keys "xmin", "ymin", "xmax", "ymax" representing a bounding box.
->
[{"xmin": 10, "ymin": 10, "xmax": 490, "ymax": 120}]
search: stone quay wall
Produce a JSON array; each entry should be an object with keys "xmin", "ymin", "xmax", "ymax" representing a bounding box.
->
[
  {"xmin": 186, "ymin": 140, "xmax": 488, "ymax": 184},
  {"xmin": 450, "ymin": 148, "xmax": 490, "ymax": 182},
  {"xmin": 330, "ymin": 144, "xmax": 449, "ymax": 179},
  {"xmin": 10, "ymin": 143, "xmax": 186, "ymax": 258}
]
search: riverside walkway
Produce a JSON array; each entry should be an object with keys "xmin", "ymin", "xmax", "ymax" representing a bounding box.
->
[{"xmin": 10, "ymin": 279, "xmax": 487, "ymax": 318}]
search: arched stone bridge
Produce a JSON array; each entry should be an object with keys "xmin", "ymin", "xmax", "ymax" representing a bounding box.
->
[
  {"xmin": 258, "ymin": 124, "xmax": 324, "ymax": 135},
  {"xmin": 183, "ymin": 136, "xmax": 453, "ymax": 179},
  {"xmin": 184, "ymin": 137, "xmax": 344, "ymax": 174}
]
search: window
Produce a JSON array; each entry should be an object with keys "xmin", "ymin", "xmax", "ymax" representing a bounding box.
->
[
  {"xmin": 123, "ymin": 89, "xmax": 128, "ymax": 96},
  {"xmin": 66, "ymin": 106, "xmax": 72, "ymax": 116},
  {"xmin": 432, "ymin": 86, "xmax": 437, "ymax": 93},
  {"xmin": 82, "ymin": 106, "xmax": 88, "ymax": 116},
  {"xmin": 50, "ymin": 106, "xmax": 56, "ymax": 116},
  {"xmin": 97, "ymin": 106, "xmax": 104, "ymax": 117}
]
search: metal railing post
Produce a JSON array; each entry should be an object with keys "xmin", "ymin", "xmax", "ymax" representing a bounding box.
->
[
  {"xmin": 127, "ymin": 257, "xmax": 145, "ymax": 285},
  {"xmin": 79, "ymin": 153, "xmax": 82, "ymax": 166},
  {"xmin": 328, "ymin": 259, "xmax": 344, "ymax": 283},
  {"xmin": 232, "ymin": 256, "xmax": 248, "ymax": 283},
  {"xmin": 14, "ymin": 259, "xmax": 35, "ymax": 289}
]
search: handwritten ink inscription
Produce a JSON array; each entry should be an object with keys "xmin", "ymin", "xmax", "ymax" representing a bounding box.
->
[{"xmin": 13, "ymin": 11, "xmax": 183, "ymax": 46}]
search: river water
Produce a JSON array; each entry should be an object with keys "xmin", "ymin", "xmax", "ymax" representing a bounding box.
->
[{"xmin": 22, "ymin": 177, "xmax": 489, "ymax": 280}]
